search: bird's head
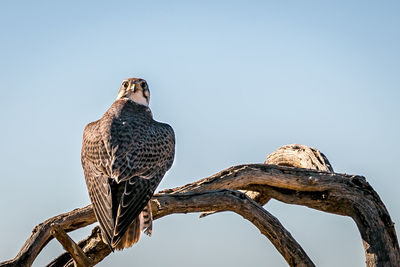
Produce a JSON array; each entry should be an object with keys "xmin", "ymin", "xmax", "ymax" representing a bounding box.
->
[{"xmin": 116, "ymin": 78, "xmax": 150, "ymax": 106}]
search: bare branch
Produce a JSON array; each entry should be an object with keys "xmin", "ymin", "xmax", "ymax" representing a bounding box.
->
[
  {"xmin": 14, "ymin": 190, "xmax": 315, "ymax": 267},
  {"xmin": 1, "ymin": 144, "xmax": 398, "ymax": 267},
  {"xmin": 50, "ymin": 224, "xmax": 93, "ymax": 267},
  {"xmin": 47, "ymin": 227, "xmax": 110, "ymax": 267},
  {"xmin": 154, "ymin": 190, "xmax": 314, "ymax": 266},
  {"xmin": 201, "ymin": 144, "xmax": 335, "ymax": 217},
  {"xmin": 162, "ymin": 163, "xmax": 399, "ymax": 266},
  {"xmin": 0, "ymin": 205, "xmax": 95, "ymax": 267}
]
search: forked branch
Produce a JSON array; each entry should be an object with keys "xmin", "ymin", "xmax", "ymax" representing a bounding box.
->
[{"xmin": 0, "ymin": 144, "xmax": 398, "ymax": 267}]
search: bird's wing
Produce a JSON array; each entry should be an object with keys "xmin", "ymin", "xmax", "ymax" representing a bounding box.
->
[
  {"xmin": 109, "ymin": 118, "xmax": 175, "ymax": 246},
  {"xmin": 81, "ymin": 120, "xmax": 115, "ymax": 245}
]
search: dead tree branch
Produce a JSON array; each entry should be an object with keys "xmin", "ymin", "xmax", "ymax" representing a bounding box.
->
[
  {"xmin": 0, "ymin": 206, "xmax": 95, "ymax": 267},
  {"xmin": 47, "ymin": 227, "xmax": 110, "ymax": 267},
  {"xmin": 50, "ymin": 224, "xmax": 94, "ymax": 267},
  {"xmin": 1, "ymin": 144, "xmax": 398, "ymax": 267}
]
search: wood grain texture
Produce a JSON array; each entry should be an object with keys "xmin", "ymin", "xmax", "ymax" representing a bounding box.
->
[
  {"xmin": 266, "ymin": 144, "xmax": 334, "ymax": 172},
  {"xmin": 50, "ymin": 224, "xmax": 93, "ymax": 267},
  {"xmin": 47, "ymin": 227, "xmax": 110, "ymax": 267},
  {"xmin": 1, "ymin": 144, "xmax": 398, "ymax": 267}
]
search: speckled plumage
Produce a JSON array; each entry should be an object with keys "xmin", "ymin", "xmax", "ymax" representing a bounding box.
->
[{"xmin": 81, "ymin": 82, "xmax": 175, "ymax": 250}]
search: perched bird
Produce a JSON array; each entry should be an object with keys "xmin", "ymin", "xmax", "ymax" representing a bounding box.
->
[{"xmin": 81, "ymin": 78, "xmax": 175, "ymax": 250}]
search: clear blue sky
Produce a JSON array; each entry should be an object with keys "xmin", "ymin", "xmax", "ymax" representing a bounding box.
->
[{"xmin": 1, "ymin": 1, "xmax": 399, "ymax": 266}]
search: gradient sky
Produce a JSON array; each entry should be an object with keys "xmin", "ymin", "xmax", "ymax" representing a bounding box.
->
[{"xmin": 1, "ymin": 1, "xmax": 399, "ymax": 266}]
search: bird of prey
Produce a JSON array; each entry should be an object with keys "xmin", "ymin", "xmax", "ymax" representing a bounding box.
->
[{"xmin": 81, "ymin": 78, "xmax": 175, "ymax": 250}]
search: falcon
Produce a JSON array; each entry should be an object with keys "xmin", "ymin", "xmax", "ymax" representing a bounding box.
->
[{"xmin": 81, "ymin": 78, "xmax": 175, "ymax": 250}]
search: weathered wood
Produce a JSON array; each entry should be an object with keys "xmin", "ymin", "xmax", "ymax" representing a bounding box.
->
[
  {"xmin": 200, "ymin": 144, "xmax": 334, "ymax": 216},
  {"xmin": 47, "ymin": 227, "xmax": 111, "ymax": 267},
  {"xmin": 266, "ymin": 144, "xmax": 334, "ymax": 172},
  {"xmin": 154, "ymin": 190, "xmax": 314, "ymax": 266},
  {"xmin": 0, "ymin": 205, "xmax": 95, "ymax": 267},
  {"xmin": 1, "ymin": 144, "xmax": 398, "ymax": 267},
  {"xmin": 267, "ymin": 144, "xmax": 398, "ymax": 266},
  {"xmin": 12, "ymin": 190, "xmax": 315, "ymax": 267},
  {"xmin": 163, "ymin": 163, "xmax": 399, "ymax": 266},
  {"xmin": 50, "ymin": 224, "xmax": 93, "ymax": 267}
]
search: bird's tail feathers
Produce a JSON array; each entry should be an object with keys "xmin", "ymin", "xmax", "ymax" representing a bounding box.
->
[
  {"xmin": 142, "ymin": 202, "xmax": 153, "ymax": 236},
  {"xmin": 114, "ymin": 202, "xmax": 153, "ymax": 250}
]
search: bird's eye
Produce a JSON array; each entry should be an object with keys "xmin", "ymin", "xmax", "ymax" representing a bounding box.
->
[
  {"xmin": 123, "ymin": 82, "xmax": 129, "ymax": 88},
  {"xmin": 140, "ymin": 82, "xmax": 147, "ymax": 89}
]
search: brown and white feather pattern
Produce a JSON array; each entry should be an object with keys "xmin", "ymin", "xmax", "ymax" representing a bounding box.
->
[{"xmin": 81, "ymin": 99, "xmax": 175, "ymax": 250}]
